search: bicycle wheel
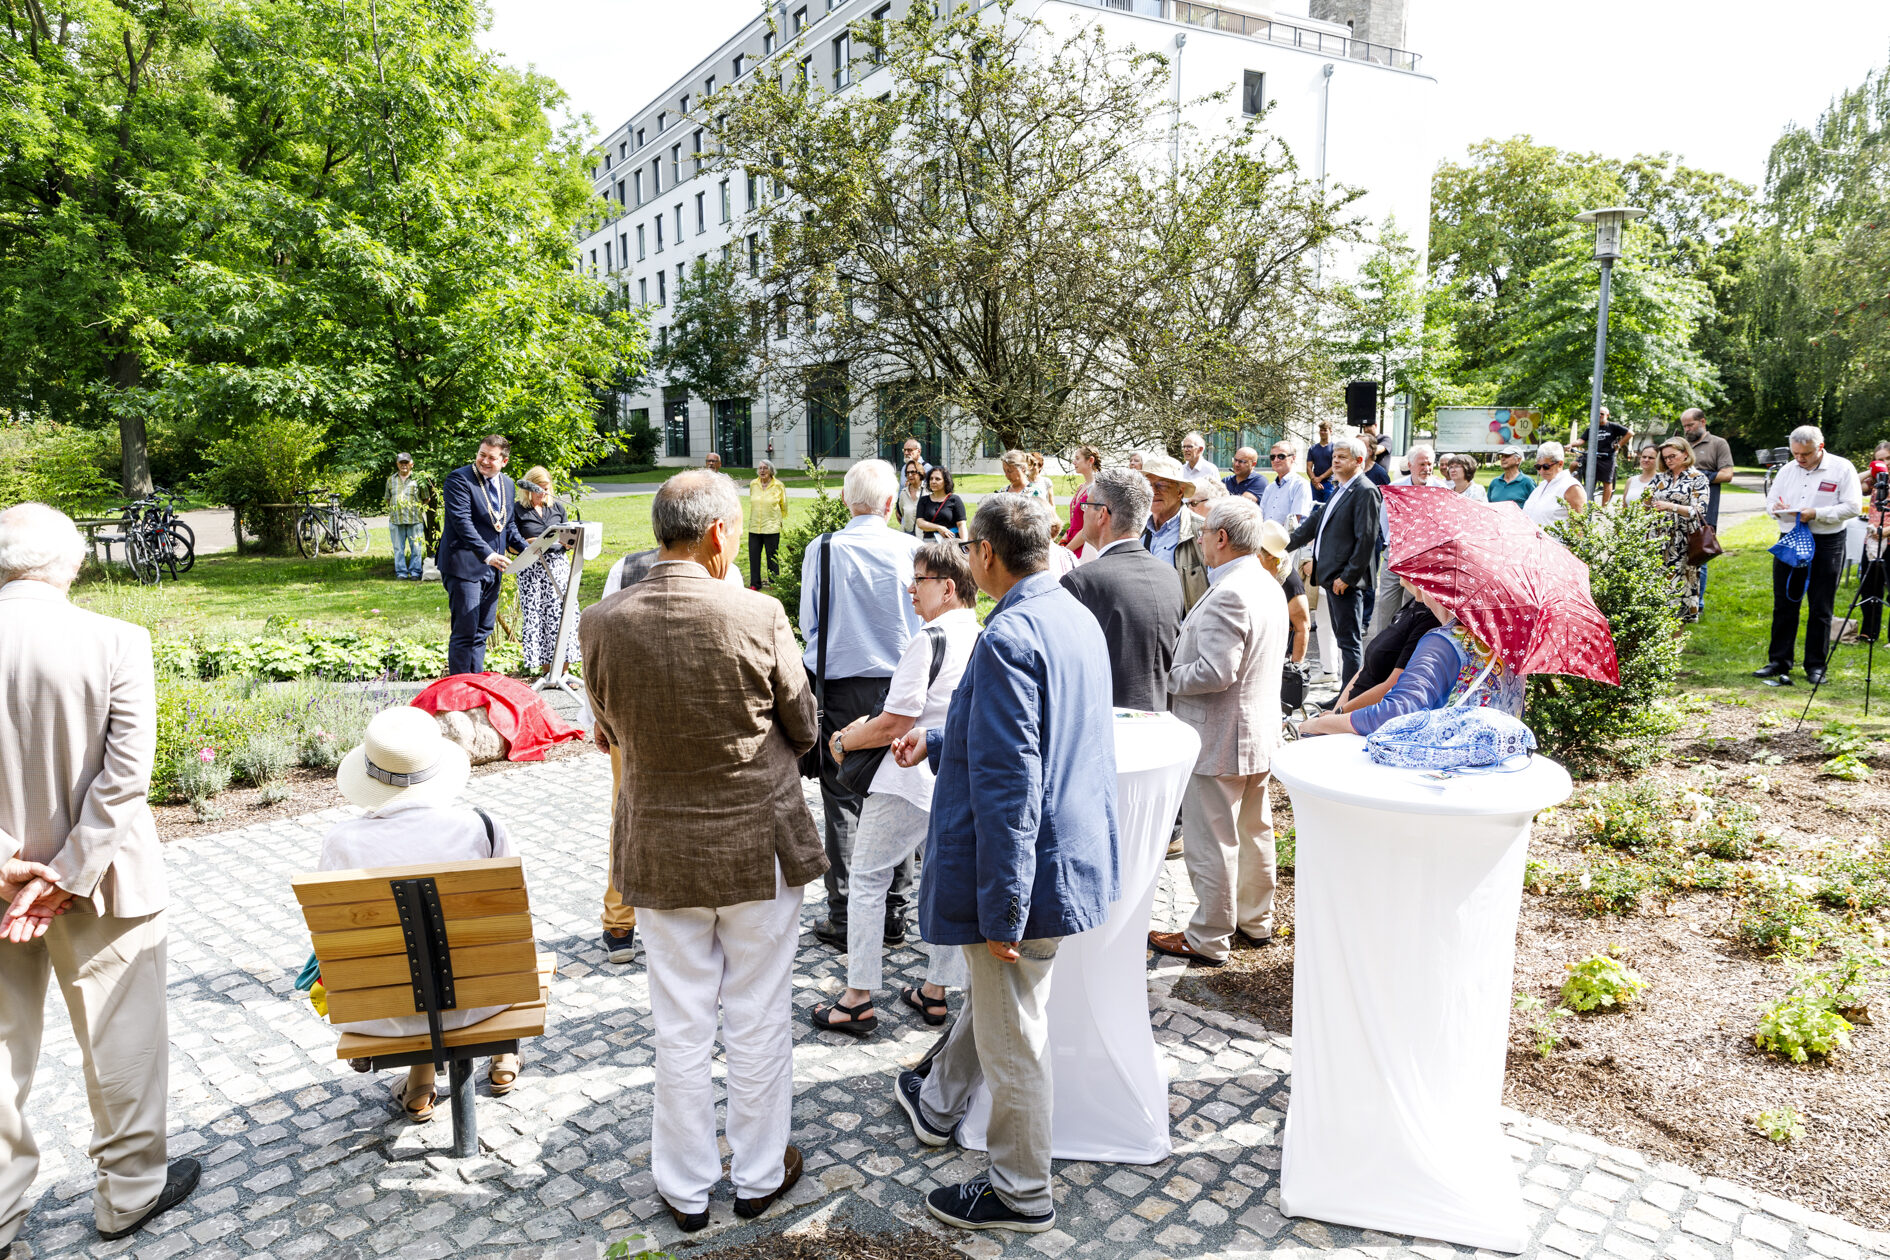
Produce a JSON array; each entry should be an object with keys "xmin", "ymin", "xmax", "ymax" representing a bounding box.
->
[
  {"xmin": 164, "ymin": 521, "xmax": 196, "ymax": 573},
  {"xmin": 336, "ymin": 512, "xmax": 368, "ymax": 553},
  {"xmin": 125, "ymin": 531, "xmax": 159, "ymax": 585},
  {"xmin": 296, "ymin": 512, "xmax": 321, "ymax": 559}
]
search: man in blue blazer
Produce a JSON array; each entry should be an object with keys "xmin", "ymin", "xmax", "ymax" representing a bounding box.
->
[
  {"xmin": 888, "ymin": 495, "xmax": 1119, "ymax": 1235},
  {"xmin": 437, "ymin": 434, "xmax": 528, "ymax": 675}
]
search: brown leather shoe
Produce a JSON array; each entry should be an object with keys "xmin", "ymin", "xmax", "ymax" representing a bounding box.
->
[
  {"xmin": 1147, "ymin": 930, "xmax": 1225, "ymax": 967},
  {"xmin": 659, "ymin": 1193, "xmax": 709, "ymax": 1232},
  {"xmin": 735, "ymin": 1145, "xmax": 804, "ymax": 1219}
]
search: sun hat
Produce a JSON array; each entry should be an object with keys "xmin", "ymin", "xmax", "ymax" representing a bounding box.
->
[
  {"xmin": 1257, "ymin": 520, "xmax": 1291, "ymax": 560},
  {"xmin": 337, "ymin": 707, "xmax": 472, "ymax": 811},
  {"xmin": 1140, "ymin": 452, "xmax": 1190, "ymax": 484}
]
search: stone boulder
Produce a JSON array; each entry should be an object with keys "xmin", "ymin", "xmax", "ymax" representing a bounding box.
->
[{"xmin": 434, "ymin": 707, "xmax": 510, "ymax": 764}]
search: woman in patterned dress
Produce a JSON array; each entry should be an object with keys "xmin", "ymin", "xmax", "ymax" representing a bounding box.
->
[
  {"xmin": 1644, "ymin": 436, "xmax": 1711, "ymax": 623},
  {"xmin": 514, "ymin": 467, "xmax": 580, "ymax": 674}
]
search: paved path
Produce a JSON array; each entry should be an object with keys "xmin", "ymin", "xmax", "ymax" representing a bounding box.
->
[{"xmin": 11, "ymin": 754, "xmax": 1889, "ymax": 1260}]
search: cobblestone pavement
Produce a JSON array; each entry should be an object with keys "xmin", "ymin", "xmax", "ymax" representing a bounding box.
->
[{"xmin": 10, "ymin": 752, "xmax": 1889, "ymax": 1260}]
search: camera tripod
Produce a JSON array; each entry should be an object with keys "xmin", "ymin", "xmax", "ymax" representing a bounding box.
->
[{"xmin": 1799, "ymin": 487, "xmax": 1888, "ymax": 725}]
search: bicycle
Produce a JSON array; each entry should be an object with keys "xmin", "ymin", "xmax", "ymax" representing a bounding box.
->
[
  {"xmin": 295, "ymin": 489, "xmax": 368, "ymax": 558},
  {"xmin": 135, "ymin": 489, "xmax": 195, "ymax": 574}
]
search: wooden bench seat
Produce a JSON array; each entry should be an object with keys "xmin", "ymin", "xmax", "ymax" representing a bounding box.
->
[{"xmin": 293, "ymin": 857, "xmax": 550, "ymax": 1157}]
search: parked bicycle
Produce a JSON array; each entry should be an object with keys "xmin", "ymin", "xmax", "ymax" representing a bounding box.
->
[
  {"xmin": 295, "ymin": 489, "xmax": 368, "ymax": 558},
  {"xmin": 98, "ymin": 490, "xmax": 196, "ymax": 585}
]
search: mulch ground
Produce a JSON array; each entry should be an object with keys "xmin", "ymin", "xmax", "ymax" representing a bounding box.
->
[
  {"xmin": 678, "ymin": 1225, "xmax": 963, "ymax": 1259},
  {"xmin": 1176, "ymin": 703, "xmax": 1890, "ymax": 1229}
]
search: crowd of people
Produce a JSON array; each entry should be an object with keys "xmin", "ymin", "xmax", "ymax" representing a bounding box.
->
[{"xmin": 0, "ymin": 408, "xmax": 1764, "ymax": 1250}]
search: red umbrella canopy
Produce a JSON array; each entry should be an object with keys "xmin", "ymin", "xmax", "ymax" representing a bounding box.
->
[{"xmin": 1381, "ymin": 486, "xmax": 1620, "ymax": 686}]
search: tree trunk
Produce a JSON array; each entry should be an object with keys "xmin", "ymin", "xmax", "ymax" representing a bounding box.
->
[{"xmin": 111, "ymin": 350, "xmax": 153, "ymax": 496}]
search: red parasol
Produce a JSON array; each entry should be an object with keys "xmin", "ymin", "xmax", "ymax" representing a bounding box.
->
[{"xmin": 1381, "ymin": 486, "xmax": 1620, "ymax": 686}]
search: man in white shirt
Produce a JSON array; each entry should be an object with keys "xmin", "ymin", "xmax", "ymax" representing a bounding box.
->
[
  {"xmin": 1755, "ymin": 425, "xmax": 1862, "ymax": 686},
  {"xmin": 1180, "ymin": 431, "xmax": 1221, "ymax": 487},
  {"xmin": 1368, "ymin": 445, "xmax": 1450, "ymax": 641},
  {"xmin": 1258, "ymin": 441, "xmax": 1312, "ymax": 531}
]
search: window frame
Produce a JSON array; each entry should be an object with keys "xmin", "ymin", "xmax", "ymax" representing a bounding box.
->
[{"xmin": 1241, "ymin": 69, "xmax": 1265, "ymax": 118}]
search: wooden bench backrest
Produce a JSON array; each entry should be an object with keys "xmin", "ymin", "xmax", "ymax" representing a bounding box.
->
[{"xmin": 292, "ymin": 857, "xmax": 539, "ymax": 1026}]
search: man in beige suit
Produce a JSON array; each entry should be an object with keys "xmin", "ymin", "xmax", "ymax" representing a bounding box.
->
[
  {"xmin": 0, "ymin": 503, "xmax": 199, "ymax": 1253},
  {"xmin": 1150, "ymin": 497, "xmax": 1288, "ymax": 966},
  {"xmin": 579, "ymin": 471, "xmax": 823, "ymax": 1234}
]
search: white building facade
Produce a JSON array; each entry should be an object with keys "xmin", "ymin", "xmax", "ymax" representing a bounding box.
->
[{"xmin": 576, "ymin": 0, "xmax": 1435, "ymax": 473}]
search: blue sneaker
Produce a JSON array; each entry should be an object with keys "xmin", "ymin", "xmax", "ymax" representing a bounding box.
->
[
  {"xmin": 601, "ymin": 929, "xmax": 636, "ymax": 964},
  {"xmin": 893, "ymin": 1069, "xmax": 955, "ymax": 1147},
  {"xmin": 925, "ymin": 1175, "xmax": 1055, "ymax": 1233}
]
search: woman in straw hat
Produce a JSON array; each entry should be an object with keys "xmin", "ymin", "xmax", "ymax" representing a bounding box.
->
[{"xmin": 318, "ymin": 707, "xmax": 524, "ymax": 1121}]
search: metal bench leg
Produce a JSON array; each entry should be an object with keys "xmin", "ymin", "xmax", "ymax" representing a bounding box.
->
[{"xmin": 449, "ymin": 1058, "xmax": 477, "ymax": 1158}]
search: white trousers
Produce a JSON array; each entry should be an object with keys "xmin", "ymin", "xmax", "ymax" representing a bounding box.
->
[
  {"xmin": 846, "ymin": 793, "xmax": 966, "ymax": 994},
  {"xmin": 1180, "ymin": 771, "xmax": 1278, "ymax": 961},
  {"xmin": 638, "ymin": 864, "xmax": 804, "ymax": 1212}
]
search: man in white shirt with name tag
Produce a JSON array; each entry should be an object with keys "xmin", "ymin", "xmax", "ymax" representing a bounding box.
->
[{"xmin": 1754, "ymin": 425, "xmax": 1861, "ymax": 687}]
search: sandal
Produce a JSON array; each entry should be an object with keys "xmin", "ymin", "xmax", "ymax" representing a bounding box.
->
[
  {"xmin": 397, "ymin": 1077, "xmax": 437, "ymax": 1123},
  {"xmin": 489, "ymin": 1053, "xmax": 520, "ymax": 1096},
  {"xmin": 901, "ymin": 986, "xmax": 949, "ymax": 1026},
  {"xmin": 810, "ymin": 997, "xmax": 879, "ymax": 1038}
]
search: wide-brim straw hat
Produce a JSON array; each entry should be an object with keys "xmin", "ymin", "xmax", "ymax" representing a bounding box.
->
[
  {"xmin": 1257, "ymin": 519, "xmax": 1291, "ymax": 559},
  {"xmin": 1140, "ymin": 452, "xmax": 1190, "ymax": 484},
  {"xmin": 337, "ymin": 707, "xmax": 472, "ymax": 811}
]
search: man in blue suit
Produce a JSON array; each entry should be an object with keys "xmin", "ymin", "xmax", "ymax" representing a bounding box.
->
[
  {"xmin": 437, "ymin": 434, "xmax": 528, "ymax": 675},
  {"xmin": 887, "ymin": 495, "xmax": 1119, "ymax": 1235}
]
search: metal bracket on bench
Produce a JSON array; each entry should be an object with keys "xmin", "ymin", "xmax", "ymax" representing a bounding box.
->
[{"xmin": 390, "ymin": 877, "xmax": 456, "ymax": 1081}]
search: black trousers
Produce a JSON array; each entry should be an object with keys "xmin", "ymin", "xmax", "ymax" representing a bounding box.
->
[
  {"xmin": 1864, "ymin": 555, "xmax": 1886, "ymax": 641},
  {"xmin": 749, "ymin": 531, "xmax": 780, "ymax": 588},
  {"xmin": 445, "ymin": 571, "xmax": 503, "ymax": 675},
  {"xmin": 1770, "ymin": 532, "xmax": 1845, "ymax": 671},
  {"xmin": 1326, "ymin": 581, "xmax": 1366, "ymax": 690},
  {"xmin": 815, "ymin": 675, "xmax": 914, "ymax": 926}
]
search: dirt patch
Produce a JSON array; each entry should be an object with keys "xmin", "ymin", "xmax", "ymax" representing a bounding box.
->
[
  {"xmin": 152, "ymin": 738, "xmax": 598, "ymax": 841},
  {"xmin": 678, "ymin": 1225, "xmax": 964, "ymax": 1259},
  {"xmin": 1174, "ymin": 704, "xmax": 1890, "ymax": 1228}
]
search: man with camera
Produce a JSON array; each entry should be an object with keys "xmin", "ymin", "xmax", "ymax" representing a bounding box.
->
[{"xmin": 1754, "ymin": 425, "xmax": 1860, "ymax": 686}]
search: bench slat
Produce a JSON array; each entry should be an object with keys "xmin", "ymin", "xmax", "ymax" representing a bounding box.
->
[
  {"xmin": 334, "ymin": 989, "xmax": 550, "ymax": 1059},
  {"xmin": 301, "ymin": 887, "xmax": 530, "ymax": 933},
  {"xmin": 292, "ymin": 858, "xmax": 524, "ymax": 908},
  {"xmin": 324, "ymin": 970, "xmax": 543, "ymax": 1025},
  {"xmin": 319, "ymin": 941, "xmax": 538, "ymax": 992},
  {"xmin": 311, "ymin": 913, "xmax": 533, "ymax": 962}
]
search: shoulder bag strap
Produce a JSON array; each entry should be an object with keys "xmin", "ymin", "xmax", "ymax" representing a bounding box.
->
[
  {"xmin": 473, "ymin": 807, "xmax": 497, "ymax": 852},
  {"xmin": 815, "ymin": 532, "xmax": 831, "ymax": 729},
  {"xmin": 924, "ymin": 624, "xmax": 946, "ymax": 688}
]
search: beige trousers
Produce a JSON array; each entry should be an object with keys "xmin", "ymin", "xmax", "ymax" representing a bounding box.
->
[
  {"xmin": 0, "ymin": 905, "xmax": 170, "ymax": 1244},
  {"xmin": 1180, "ymin": 771, "xmax": 1278, "ymax": 961},
  {"xmin": 601, "ymin": 743, "xmax": 636, "ymax": 934}
]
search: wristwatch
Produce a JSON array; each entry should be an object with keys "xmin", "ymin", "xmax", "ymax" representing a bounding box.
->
[{"xmin": 830, "ymin": 730, "xmax": 847, "ymax": 761}]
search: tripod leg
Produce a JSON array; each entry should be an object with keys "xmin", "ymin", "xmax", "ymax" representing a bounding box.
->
[{"xmin": 1799, "ymin": 574, "xmax": 1868, "ymax": 729}]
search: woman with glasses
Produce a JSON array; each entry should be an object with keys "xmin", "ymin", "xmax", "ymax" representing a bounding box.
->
[
  {"xmin": 811, "ymin": 542, "xmax": 982, "ymax": 1037},
  {"xmin": 1523, "ymin": 441, "xmax": 1587, "ymax": 528},
  {"xmin": 1645, "ymin": 437, "xmax": 1711, "ymax": 622},
  {"xmin": 1439, "ymin": 453, "xmax": 1487, "ymax": 502},
  {"xmin": 896, "ymin": 460, "xmax": 926, "ymax": 535}
]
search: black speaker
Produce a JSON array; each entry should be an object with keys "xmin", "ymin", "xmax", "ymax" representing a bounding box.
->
[{"xmin": 1345, "ymin": 381, "xmax": 1378, "ymax": 424}]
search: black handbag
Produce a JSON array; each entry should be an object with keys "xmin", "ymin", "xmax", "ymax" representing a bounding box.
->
[
  {"xmin": 798, "ymin": 533, "xmax": 833, "ymax": 780},
  {"xmin": 834, "ymin": 626, "xmax": 945, "ymax": 796}
]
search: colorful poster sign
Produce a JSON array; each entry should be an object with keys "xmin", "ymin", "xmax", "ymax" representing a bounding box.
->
[{"xmin": 1434, "ymin": 407, "xmax": 1543, "ymax": 452}]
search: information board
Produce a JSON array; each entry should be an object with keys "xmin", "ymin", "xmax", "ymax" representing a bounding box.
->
[{"xmin": 1434, "ymin": 407, "xmax": 1543, "ymax": 454}]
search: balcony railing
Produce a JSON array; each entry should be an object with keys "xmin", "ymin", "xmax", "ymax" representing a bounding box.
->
[{"xmin": 1080, "ymin": 0, "xmax": 1422, "ymax": 74}]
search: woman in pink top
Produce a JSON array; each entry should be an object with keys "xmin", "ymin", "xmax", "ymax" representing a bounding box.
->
[{"xmin": 1058, "ymin": 446, "xmax": 1102, "ymax": 554}]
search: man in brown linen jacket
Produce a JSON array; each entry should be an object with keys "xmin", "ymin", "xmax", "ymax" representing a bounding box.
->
[
  {"xmin": 579, "ymin": 470, "xmax": 823, "ymax": 1233},
  {"xmin": 0, "ymin": 504, "xmax": 200, "ymax": 1252}
]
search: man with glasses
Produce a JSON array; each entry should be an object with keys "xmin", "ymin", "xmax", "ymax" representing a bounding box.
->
[
  {"xmin": 1755, "ymin": 425, "xmax": 1860, "ymax": 686},
  {"xmin": 1258, "ymin": 442, "xmax": 1312, "ymax": 532},
  {"xmin": 1061, "ymin": 469, "xmax": 1185, "ymax": 711},
  {"xmin": 1224, "ymin": 447, "xmax": 1265, "ymax": 503},
  {"xmin": 1486, "ymin": 444, "xmax": 1535, "ymax": 508}
]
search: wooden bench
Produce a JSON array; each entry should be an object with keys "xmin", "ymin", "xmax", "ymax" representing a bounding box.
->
[{"xmin": 292, "ymin": 857, "xmax": 551, "ymax": 1157}]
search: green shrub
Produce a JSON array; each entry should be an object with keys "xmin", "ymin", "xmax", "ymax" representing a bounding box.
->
[
  {"xmin": 154, "ymin": 679, "xmax": 257, "ymax": 800},
  {"xmin": 1736, "ymin": 876, "xmax": 1829, "ymax": 957},
  {"xmin": 230, "ymin": 731, "xmax": 296, "ymax": 787},
  {"xmin": 1574, "ymin": 858, "xmax": 1652, "ymax": 916},
  {"xmin": 1824, "ymin": 945, "xmax": 1885, "ymax": 1013},
  {"xmin": 1752, "ymin": 1107, "xmax": 1806, "ymax": 1143},
  {"xmin": 0, "ymin": 421, "xmax": 119, "ymax": 514},
  {"xmin": 171, "ymin": 747, "xmax": 232, "ymax": 804},
  {"xmin": 1560, "ymin": 949, "xmax": 1649, "ymax": 1012},
  {"xmin": 1582, "ymin": 781, "xmax": 1670, "ymax": 850},
  {"xmin": 771, "ymin": 463, "xmax": 854, "ymax": 634},
  {"xmin": 1815, "ymin": 849, "xmax": 1890, "ymax": 913},
  {"xmin": 1526, "ymin": 502, "xmax": 1682, "ymax": 778},
  {"xmin": 1755, "ymin": 985, "xmax": 1854, "ymax": 1063},
  {"xmin": 1514, "ymin": 993, "xmax": 1573, "ymax": 1058},
  {"xmin": 299, "ymin": 726, "xmax": 348, "ymax": 770},
  {"xmin": 196, "ymin": 416, "xmax": 339, "ymax": 553}
]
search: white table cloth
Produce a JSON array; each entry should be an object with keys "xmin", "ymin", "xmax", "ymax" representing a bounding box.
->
[
  {"xmin": 956, "ymin": 710, "xmax": 1198, "ymax": 1164},
  {"xmin": 1270, "ymin": 734, "xmax": 1572, "ymax": 1252}
]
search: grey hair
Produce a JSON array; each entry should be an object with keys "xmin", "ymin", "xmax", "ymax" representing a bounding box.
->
[
  {"xmin": 1790, "ymin": 425, "xmax": 1825, "ymax": 448},
  {"xmin": 914, "ymin": 538, "xmax": 978, "ymax": 607},
  {"xmin": 1407, "ymin": 444, "xmax": 1435, "ymax": 464},
  {"xmin": 0, "ymin": 502, "xmax": 86, "ymax": 588},
  {"xmin": 969, "ymin": 494, "xmax": 1052, "ymax": 575},
  {"xmin": 1267, "ymin": 439, "xmax": 1296, "ymax": 457},
  {"xmin": 1182, "ymin": 430, "xmax": 1206, "ymax": 447},
  {"xmin": 842, "ymin": 458, "xmax": 898, "ymax": 513},
  {"xmin": 1203, "ymin": 498, "xmax": 1265, "ymax": 554},
  {"xmin": 1336, "ymin": 437, "xmax": 1367, "ymax": 459},
  {"xmin": 651, "ymin": 470, "xmax": 742, "ymax": 546},
  {"xmin": 756, "ymin": 459, "xmax": 775, "ymax": 475},
  {"xmin": 1088, "ymin": 468, "xmax": 1152, "ymax": 537}
]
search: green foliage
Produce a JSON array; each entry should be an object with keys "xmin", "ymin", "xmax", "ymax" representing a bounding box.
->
[
  {"xmin": 772, "ymin": 468, "xmax": 857, "ymax": 633},
  {"xmin": 1572, "ymin": 858, "xmax": 1653, "ymax": 917},
  {"xmin": 1525, "ymin": 502, "xmax": 1682, "ymax": 777},
  {"xmin": 1514, "ymin": 993, "xmax": 1573, "ymax": 1059},
  {"xmin": 1334, "ymin": 217, "xmax": 1424, "ymax": 426},
  {"xmin": 1814, "ymin": 847, "xmax": 1890, "ymax": 913},
  {"xmin": 1560, "ymin": 948, "xmax": 1649, "ymax": 1012},
  {"xmin": 1822, "ymin": 753, "xmax": 1872, "ymax": 782},
  {"xmin": 655, "ymin": 262, "xmax": 754, "ymax": 404},
  {"xmin": 154, "ymin": 680, "xmax": 262, "ymax": 800},
  {"xmin": 195, "ymin": 417, "xmax": 335, "ymax": 553},
  {"xmin": 1755, "ymin": 979, "xmax": 1855, "ymax": 1063},
  {"xmin": 1752, "ymin": 1107, "xmax": 1806, "ymax": 1144},
  {"xmin": 162, "ymin": 626, "xmax": 452, "ymax": 683},
  {"xmin": 1818, "ymin": 721, "xmax": 1869, "ymax": 755},
  {"xmin": 1735, "ymin": 875, "xmax": 1830, "ymax": 958},
  {"xmin": 1581, "ymin": 780, "xmax": 1670, "ymax": 850},
  {"xmin": 172, "ymin": 748, "xmax": 232, "ymax": 805},
  {"xmin": 230, "ymin": 731, "xmax": 296, "ymax": 787},
  {"xmin": 0, "ymin": 422, "xmax": 120, "ymax": 514}
]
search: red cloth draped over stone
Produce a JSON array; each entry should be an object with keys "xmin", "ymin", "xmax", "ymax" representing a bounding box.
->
[{"xmin": 410, "ymin": 674, "xmax": 586, "ymax": 761}]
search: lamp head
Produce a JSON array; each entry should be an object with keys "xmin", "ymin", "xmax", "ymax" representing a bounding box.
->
[{"xmin": 1574, "ymin": 206, "xmax": 1647, "ymax": 262}]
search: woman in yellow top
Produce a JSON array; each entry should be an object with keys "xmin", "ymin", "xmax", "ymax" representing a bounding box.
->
[{"xmin": 748, "ymin": 459, "xmax": 789, "ymax": 589}]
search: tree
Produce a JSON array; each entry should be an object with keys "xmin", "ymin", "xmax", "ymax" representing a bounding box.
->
[
  {"xmin": 707, "ymin": 0, "xmax": 1355, "ymax": 457},
  {"xmin": 1486, "ymin": 223, "xmax": 1719, "ymax": 428},
  {"xmin": 1334, "ymin": 217, "xmax": 1424, "ymax": 431},
  {"xmin": 655, "ymin": 260, "xmax": 755, "ymax": 405}
]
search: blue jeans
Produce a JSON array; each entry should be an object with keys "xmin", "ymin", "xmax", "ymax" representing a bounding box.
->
[{"xmin": 389, "ymin": 521, "xmax": 424, "ymax": 577}]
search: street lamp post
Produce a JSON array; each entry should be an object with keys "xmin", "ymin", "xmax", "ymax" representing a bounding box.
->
[{"xmin": 1573, "ymin": 206, "xmax": 1646, "ymax": 500}]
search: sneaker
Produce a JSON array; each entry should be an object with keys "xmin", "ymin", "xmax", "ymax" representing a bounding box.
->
[
  {"xmin": 925, "ymin": 1175, "xmax": 1056, "ymax": 1233},
  {"xmin": 601, "ymin": 929, "xmax": 636, "ymax": 964},
  {"xmin": 892, "ymin": 1069, "xmax": 956, "ymax": 1147},
  {"xmin": 98, "ymin": 1158, "xmax": 201, "ymax": 1240}
]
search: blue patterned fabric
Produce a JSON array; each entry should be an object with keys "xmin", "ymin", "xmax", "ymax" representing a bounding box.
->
[
  {"xmin": 1366, "ymin": 705, "xmax": 1537, "ymax": 772},
  {"xmin": 1770, "ymin": 521, "xmax": 1815, "ymax": 569}
]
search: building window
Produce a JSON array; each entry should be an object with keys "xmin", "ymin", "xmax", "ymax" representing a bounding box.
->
[
  {"xmin": 721, "ymin": 243, "xmax": 732, "ymax": 265},
  {"xmin": 620, "ymin": 232, "xmax": 628, "ymax": 264},
  {"xmin": 616, "ymin": 179, "xmax": 625, "ymax": 204},
  {"xmin": 1242, "ymin": 70, "xmax": 1265, "ymax": 117},
  {"xmin": 870, "ymin": 4, "xmax": 892, "ymax": 63},
  {"xmin": 696, "ymin": 191, "xmax": 706, "ymax": 233},
  {"xmin": 670, "ymin": 145, "xmax": 681, "ymax": 184},
  {"xmin": 657, "ymin": 111, "xmax": 667, "ymax": 132},
  {"xmin": 733, "ymin": 53, "xmax": 747, "ymax": 77},
  {"xmin": 677, "ymin": 263, "xmax": 686, "ymax": 294},
  {"xmin": 806, "ymin": 363, "xmax": 851, "ymax": 459},
  {"xmin": 763, "ymin": 30, "xmax": 775, "ymax": 55},
  {"xmin": 792, "ymin": 6, "xmax": 806, "ymax": 33},
  {"xmin": 656, "ymin": 217, "xmax": 665, "ymax": 252},
  {"xmin": 603, "ymin": 151, "xmax": 612, "ymax": 170},
  {"xmin": 680, "ymin": 93, "xmax": 690, "ymax": 116},
  {"xmin": 658, "ymin": 270, "xmax": 667, "ymax": 305},
  {"xmin": 833, "ymin": 33, "xmax": 850, "ymax": 88},
  {"xmin": 639, "ymin": 278, "xmax": 648, "ymax": 304},
  {"xmin": 665, "ymin": 390, "xmax": 690, "ymax": 457},
  {"xmin": 636, "ymin": 126, "xmax": 645, "ymax": 147},
  {"xmin": 603, "ymin": 241, "xmax": 612, "ymax": 271},
  {"xmin": 652, "ymin": 158, "xmax": 661, "ymax": 195},
  {"xmin": 775, "ymin": 293, "xmax": 788, "ymax": 338},
  {"xmin": 748, "ymin": 233, "xmax": 761, "ymax": 276},
  {"xmin": 746, "ymin": 173, "xmax": 758, "ymax": 210},
  {"xmin": 637, "ymin": 224, "xmax": 646, "ymax": 259},
  {"xmin": 692, "ymin": 129, "xmax": 704, "ymax": 176},
  {"xmin": 674, "ymin": 205, "xmax": 683, "ymax": 242},
  {"xmin": 619, "ymin": 141, "xmax": 627, "ymax": 160},
  {"xmin": 799, "ymin": 55, "xmax": 813, "ymax": 88},
  {"xmin": 704, "ymin": 74, "xmax": 716, "ymax": 97},
  {"xmin": 589, "ymin": 248, "xmax": 597, "ymax": 273},
  {"xmin": 719, "ymin": 179, "xmax": 731, "ymax": 222}
]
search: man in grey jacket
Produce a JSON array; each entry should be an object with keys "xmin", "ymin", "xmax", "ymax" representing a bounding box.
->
[
  {"xmin": 1149, "ymin": 498, "xmax": 1288, "ymax": 966},
  {"xmin": 1060, "ymin": 469, "xmax": 1184, "ymax": 711},
  {"xmin": 0, "ymin": 503, "xmax": 199, "ymax": 1250}
]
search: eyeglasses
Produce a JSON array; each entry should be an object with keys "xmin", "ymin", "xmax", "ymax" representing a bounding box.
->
[
  {"xmin": 1269, "ymin": 453, "xmax": 1291, "ymax": 461},
  {"xmin": 910, "ymin": 575, "xmax": 954, "ymax": 587}
]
